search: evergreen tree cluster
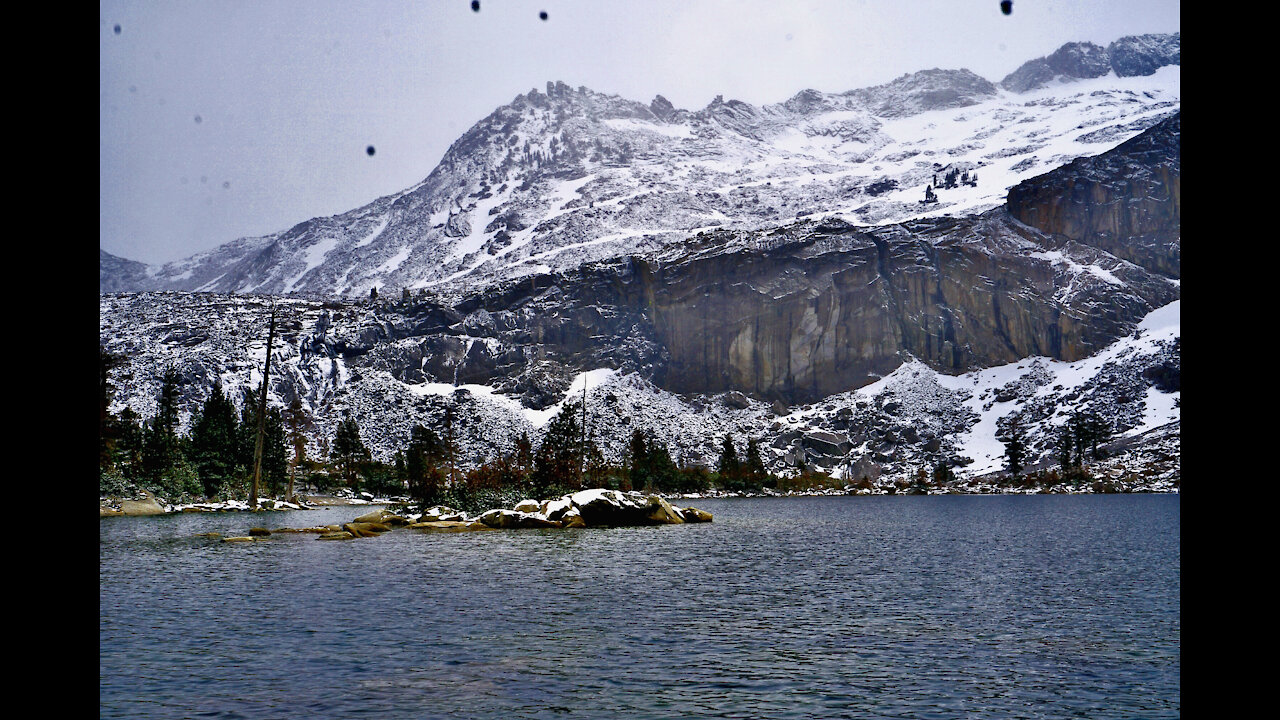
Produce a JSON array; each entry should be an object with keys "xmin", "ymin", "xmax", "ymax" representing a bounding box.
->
[
  {"xmin": 99, "ymin": 350, "xmax": 293, "ymax": 502},
  {"xmin": 994, "ymin": 407, "xmax": 1111, "ymax": 484},
  {"xmin": 714, "ymin": 435, "xmax": 770, "ymax": 492},
  {"xmin": 932, "ymin": 168, "xmax": 978, "ymax": 190}
]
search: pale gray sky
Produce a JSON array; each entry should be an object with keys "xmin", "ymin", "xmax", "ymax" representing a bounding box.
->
[{"xmin": 100, "ymin": 0, "xmax": 1179, "ymax": 265}]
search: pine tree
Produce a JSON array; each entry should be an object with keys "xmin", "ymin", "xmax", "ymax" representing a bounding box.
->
[
  {"xmin": 626, "ymin": 428, "xmax": 649, "ymax": 491},
  {"xmin": 532, "ymin": 400, "xmax": 582, "ymax": 498},
  {"xmin": 1069, "ymin": 413, "xmax": 1087, "ymax": 468},
  {"xmin": 645, "ymin": 436, "xmax": 678, "ymax": 493},
  {"xmin": 1001, "ymin": 417, "xmax": 1027, "ymax": 476},
  {"xmin": 115, "ymin": 407, "xmax": 145, "ymax": 480},
  {"xmin": 1080, "ymin": 411, "xmax": 1110, "ymax": 460},
  {"xmin": 406, "ymin": 424, "xmax": 447, "ymax": 503},
  {"xmin": 235, "ymin": 392, "xmax": 258, "ymax": 476},
  {"xmin": 261, "ymin": 406, "xmax": 288, "ymax": 497},
  {"xmin": 514, "ymin": 432, "xmax": 534, "ymax": 474},
  {"xmin": 100, "ymin": 347, "xmax": 128, "ymax": 472},
  {"xmin": 282, "ymin": 396, "xmax": 312, "ymax": 501},
  {"xmin": 744, "ymin": 437, "xmax": 767, "ymax": 491},
  {"xmin": 583, "ymin": 438, "xmax": 609, "ymax": 489},
  {"xmin": 331, "ymin": 414, "xmax": 371, "ymax": 492},
  {"xmin": 931, "ymin": 459, "xmax": 954, "ymax": 486},
  {"xmin": 1057, "ymin": 425, "xmax": 1074, "ymax": 472},
  {"xmin": 141, "ymin": 366, "xmax": 183, "ymax": 486},
  {"xmin": 717, "ymin": 434, "xmax": 742, "ymax": 491},
  {"xmin": 189, "ymin": 381, "xmax": 239, "ymax": 497}
]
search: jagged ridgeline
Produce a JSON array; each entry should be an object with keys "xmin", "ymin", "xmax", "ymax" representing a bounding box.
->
[
  {"xmin": 100, "ymin": 104, "xmax": 1179, "ymax": 486},
  {"xmin": 100, "ymin": 33, "xmax": 1179, "ymax": 298}
]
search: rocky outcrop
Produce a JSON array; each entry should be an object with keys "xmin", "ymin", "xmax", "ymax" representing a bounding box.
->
[
  {"xmin": 476, "ymin": 509, "xmax": 563, "ymax": 529},
  {"xmin": 1108, "ymin": 33, "xmax": 1181, "ymax": 77},
  {"xmin": 635, "ymin": 212, "xmax": 1173, "ymax": 402},
  {"xmin": 116, "ymin": 492, "xmax": 167, "ymax": 516},
  {"xmin": 553, "ymin": 489, "xmax": 710, "ymax": 527},
  {"xmin": 1007, "ymin": 113, "xmax": 1179, "ymax": 278},
  {"xmin": 206, "ymin": 491, "xmax": 711, "ymax": 543},
  {"xmin": 1001, "ymin": 34, "xmax": 1179, "ymax": 92},
  {"xmin": 843, "ymin": 69, "xmax": 998, "ymax": 117},
  {"xmin": 352, "ymin": 509, "xmax": 410, "ymax": 526}
]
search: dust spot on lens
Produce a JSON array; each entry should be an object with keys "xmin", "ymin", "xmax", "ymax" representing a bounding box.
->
[
  {"xmin": 367, "ymin": 145, "xmax": 376, "ymax": 156},
  {"xmin": 194, "ymin": 115, "xmax": 202, "ymax": 124},
  {"xmin": 1000, "ymin": 1, "xmax": 1012, "ymax": 15},
  {"xmin": 222, "ymin": 181, "xmax": 230, "ymax": 189},
  {"xmin": 471, "ymin": 1, "xmax": 480, "ymax": 12},
  {"xmin": 113, "ymin": 24, "xmax": 121, "ymax": 35},
  {"xmin": 540, "ymin": 11, "xmax": 548, "ymax": 20}
]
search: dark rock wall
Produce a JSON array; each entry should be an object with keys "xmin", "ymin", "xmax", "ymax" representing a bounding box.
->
[
  {"xmin": 1007, "ymin": 113, "xmax": 1180, "ymax": 277},
  {"xmin": 635, "ymin": 214, "xmax": 1161, "ymax": 403}
]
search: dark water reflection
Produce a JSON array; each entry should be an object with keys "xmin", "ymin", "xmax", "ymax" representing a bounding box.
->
[{"xmin": 100, "ymin": 495, "xmax": 1179, "ymax": 719}]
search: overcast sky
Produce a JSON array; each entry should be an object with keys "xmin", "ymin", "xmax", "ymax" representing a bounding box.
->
[{"xmin": 100, "ymin": 0, "xmax": 1179, "ymax": 265}]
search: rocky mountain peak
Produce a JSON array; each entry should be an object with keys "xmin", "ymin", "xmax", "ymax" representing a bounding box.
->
[
  {"xmin": 101, "ymin": 37, "xmax": 1179, "ymax": 298},
  {"xmin": 1001, "ymin": 32, "xmax": 1180, "ymax": 92},
  {"xmin": 1108, "ymin": 33, "xmax": 1181, "ymax": 77},
  {"xmin": 843, "ymin": 68, "xmax": 998, "ymax": 117},
  {"xmin": 649, "ymin": 94, "xmax": 679, "ymax": 122}
]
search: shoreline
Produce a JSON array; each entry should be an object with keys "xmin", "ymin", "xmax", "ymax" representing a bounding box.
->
[{"xmin": 100, "ymin": 484, "xmax": 1179, "ymax": 517}]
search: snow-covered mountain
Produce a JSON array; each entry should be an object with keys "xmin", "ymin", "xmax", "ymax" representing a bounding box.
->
[
  {"xmin": 97, "ymin": 290, "xmax": 1179, "ymax": 489},
  {"xmin": 100, "ymin": 34, "xmax": 1179, "ymax": 299},
  {"xmin": 99, "ymin": 34, "xmax": 1180, "ymax": 488}
]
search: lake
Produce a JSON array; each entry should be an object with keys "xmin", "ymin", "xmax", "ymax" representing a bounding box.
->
[{"xmin": 100, "ymin": 494, "xmax": 1179, "ymax": 719}]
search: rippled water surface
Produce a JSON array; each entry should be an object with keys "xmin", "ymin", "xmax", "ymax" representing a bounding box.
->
[{"xmin": 100, "ymin": 495, "xmax": 1179, "ymax": 719}]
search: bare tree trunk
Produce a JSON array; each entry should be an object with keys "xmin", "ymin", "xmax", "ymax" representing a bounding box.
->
[{"xmin": 250, "ymin": 304, "xmax": 276, "ymax": 509}]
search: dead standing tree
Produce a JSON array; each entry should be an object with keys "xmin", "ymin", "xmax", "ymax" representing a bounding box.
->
[{"xmin": 250, "ymin": 302, "xmax": 277, "ymax": 509}]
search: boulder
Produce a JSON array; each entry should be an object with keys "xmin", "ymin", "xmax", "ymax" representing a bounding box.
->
[
  {"xmin": 645, "ymin": 495, "xmax": 685, "ymax": 524},
  {"xmin": 342, "ymin": 522, "xmax": 391, "ymax": 538},
  {"xmin": 569, "ymin": 489, "xmax": 650, "ymax": 527},
  {"xmin": 513, "ymin": 499, "xmax": 542, "ymax": 513},
  {"xmin": 560, "ymin": 507, "xmax": 587, "ymax": 528},
  {"xmin": 248, "ymin": 527, "xmax": 271, "ymax": 536},
  {"xmin": 477, "ymin": 509, "xmax": 563, "ymax": 529},
  {"xmin": 679, "ymin": 506, "xmax": 714, "ymax": 523},
  {"xmin": 420, "ymin": 506, "xmax": 467, "ymax": 522},
  {"xmin": 410, "ymin": 520, "xmax": 492, "ymax": 532},
  {"xmin": 353, "ymin": 509, "xmax": 411, "ymax": 526},
  {"xmin": 318, "ymin": 531, "xmax": 355, "ymax": 540},
  {"xmin": 803, "ymin": 430, "xmax": 851, "ymax": 456},
  {"xmin": 541, "ymin": 497, "xmax": 574, "ymax": 522},
  {"xmin": 222, "ymin": 536, "xmax": 259, "ymax": 543},
  {"xmin": 119, "ymin": 496, "xmax": 166, "ymax": 516}
]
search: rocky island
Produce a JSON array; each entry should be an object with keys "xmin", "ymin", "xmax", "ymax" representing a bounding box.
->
[{"xmin": 209, "ymin": 489, "xmax": 713, "ymax": 542}]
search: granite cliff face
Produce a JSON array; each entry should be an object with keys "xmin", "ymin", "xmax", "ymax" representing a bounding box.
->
[
  {"xmin": 1007, "ymin": 113, "xmax": 1179, "ymax": 278},
  {"xmin": 321, "ymin": 115, "xmax": 1178, "ymax": 408},
  {"xmin": 636, "ymin": 213, "xmax": 1174, "ymax": 403}
]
